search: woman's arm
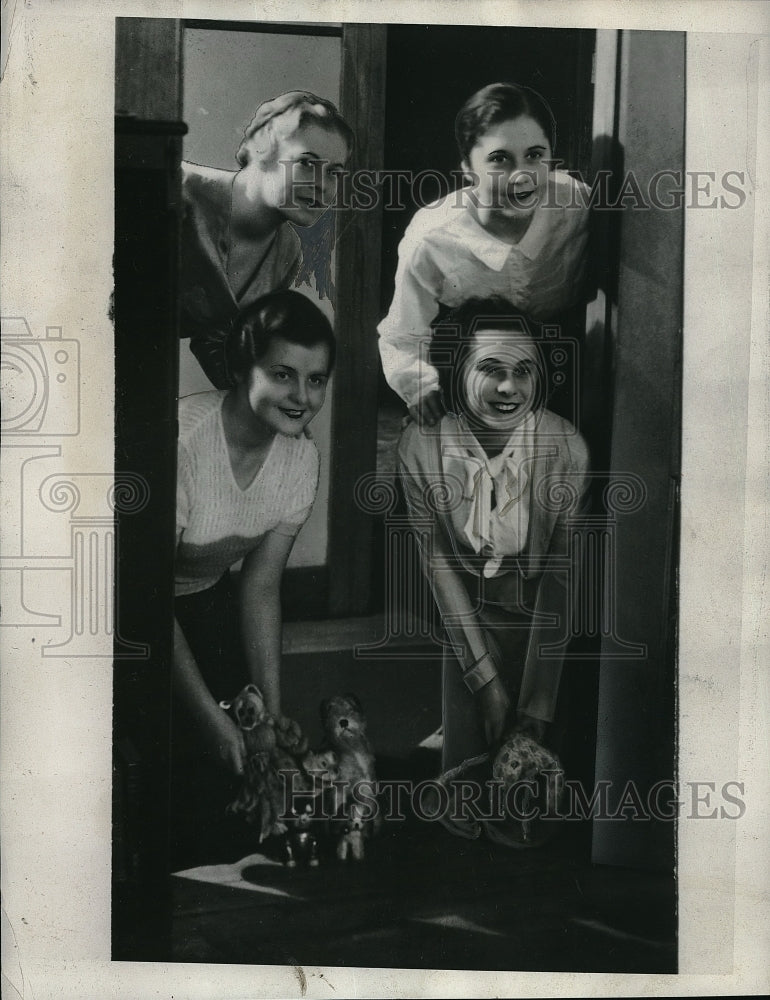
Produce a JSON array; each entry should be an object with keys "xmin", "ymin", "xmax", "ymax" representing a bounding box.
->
[
  {"xmin": 518, "ymin": 442, "xmax": 591, "ymax": 725},
  {"xmin": 378, "ymin": 244, "xmax": 447, "ymax": 423},
  {"xmin": 173, "ymin": 616, "xmax": 246, "ymax": 774},
  {"xmin": 399, "ymin": 441, "xmax": 511, "ymax": 743},
  {"xmin": 238, "ymin": 528, "xmax": 297, "ymax": 718},
  {"xmin": 425, "ymin": 519, "xmax": 512, "ymax": 743}
]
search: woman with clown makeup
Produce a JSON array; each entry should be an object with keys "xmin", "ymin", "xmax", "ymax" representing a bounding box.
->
[{"xmin": 397, "ymin": 296, "xmax": 590, "ymax": 841}]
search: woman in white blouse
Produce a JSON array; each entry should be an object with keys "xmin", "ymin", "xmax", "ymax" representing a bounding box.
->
[
  {"xmin": 397, "ymin": 297, "xmax": 590, "ymax": 787},
  {"xmin": 380, "ymin": 82, "xmax": 590, "ymax": 426}
]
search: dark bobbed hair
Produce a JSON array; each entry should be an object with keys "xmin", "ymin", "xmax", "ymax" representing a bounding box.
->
[
  {"xmin": 429, "ymin": 296, "xmax": 545, "ymax": 416},
  {"xmin": 455, "ymin": 82, "xmax": 557, "ymax": 161},
  {"xmin": 225, "ymin": 290, "xmax": 336, "ymax": 385}
]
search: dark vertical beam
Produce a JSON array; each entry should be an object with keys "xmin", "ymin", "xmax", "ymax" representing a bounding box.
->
[
  {"xmin": 327, "ymin": 23, "xmax": 387, "ymax": 616},
  {"xmin": 113, "ymin": 15, "xmax": 184, "ymax": 961},
  {"xmin": 591, "ymin": 30, "xmax": 684, "ymax": 874},
  {"xmin": 570, "ymin": 28, "xmax": 598, "ymax": 182}
]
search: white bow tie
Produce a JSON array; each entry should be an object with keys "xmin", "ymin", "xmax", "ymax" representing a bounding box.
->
[{"xmin": 440, "ymin": 416, "xmax": 533, "ymax": 578}]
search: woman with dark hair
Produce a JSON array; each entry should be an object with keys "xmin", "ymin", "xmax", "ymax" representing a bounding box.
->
[
  {"xmin": 173, "ymin": 289, "xmax": 335, "ymax": 781},
  {"xmin": 181, "ymin": 90, "xmax": 352, "ymax": 388},
  {"xmin": 397, "ymin": 296, "xmax": 590, "ymax": 843},
  {"xmin": 379, "ymin": 82, "xmax": 590, "ymax": 427}
]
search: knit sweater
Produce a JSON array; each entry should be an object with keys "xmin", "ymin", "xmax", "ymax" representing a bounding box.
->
[{"xmin": 175, "ymin": 391, "xmax": 319, "ymax": 596}]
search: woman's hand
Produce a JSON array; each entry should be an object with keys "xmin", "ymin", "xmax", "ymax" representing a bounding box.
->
[
  {"xmin": 174, "ymin": 616, "xmax": 246, "ymax": 776},
  {"xmin": 476, "ymin": 676, "xmax": 512, "ymax": 747},
  {"xmin": 202, "ymin": 708, "xmax": 247, "ymax": 776},
  {"xmin": 409, "ymin": 389, "xmax": 445, "ymax": 427}
]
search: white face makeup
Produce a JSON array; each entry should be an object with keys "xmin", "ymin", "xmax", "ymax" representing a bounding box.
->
[
  {"xmin": 463, "ymin": 114, "xmax": 552, "ymax": 229},
  {"xmin": 460, "ymin": 328, "xmax": 542, "ymax": 433}
]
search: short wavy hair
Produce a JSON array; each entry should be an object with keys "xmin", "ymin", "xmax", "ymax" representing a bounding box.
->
[
  {"xmin": 454, "ymin": 82, "xmax": 557, "ymax": 161},
  {"xmin": 225, "ymin": 290, "xmax": 336, "ymax": 385},
  {"xmin": 429, "ymin": 296, "xmax": 545, "ymax": 416},
  {"xmin": 236, "ymin": 90, "xmax": 354, "ymax": 168}
]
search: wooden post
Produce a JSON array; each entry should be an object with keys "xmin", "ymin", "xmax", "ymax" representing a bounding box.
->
[{"xmin": 327, "ymin": 23, "xmax": 388, "ymax": 616}]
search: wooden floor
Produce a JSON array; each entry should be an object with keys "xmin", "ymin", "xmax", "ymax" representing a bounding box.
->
[
  {"xmin": 167, "ymin": 647, "xmax": 677, "ymax": 973},
  {"xmin": 170, "ymin": 793, "xmax": 676, "ymax": 972}
]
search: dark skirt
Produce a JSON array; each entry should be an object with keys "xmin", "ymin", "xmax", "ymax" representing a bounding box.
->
[
  {"xmin": 174, "ymin": 571, "xmax": 248, "ymax": 707},
  {"xmin": 170, "ymin": 573, "xmax": 255, "ymax": 869}
]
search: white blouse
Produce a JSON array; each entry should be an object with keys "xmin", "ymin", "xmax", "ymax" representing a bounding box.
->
[
  {"xmin": 175, "ymin": 391, "xmax": 319, "ymax": 596},
  {"xmin": 440, "ymin": 414, "xmax": 535, "ymax": 578},
  {"xmin": 378, "ymin": 171, "xmax": 590, "ymax": 407}
]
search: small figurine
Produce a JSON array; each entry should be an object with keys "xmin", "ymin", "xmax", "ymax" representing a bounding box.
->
[
  {"xmin": 283, "ymin": 802, "xmax": 320, "ymax": 868},
  {"xmin": 335, "ymin": 803, "xmax": 366, "ymax": 862}
]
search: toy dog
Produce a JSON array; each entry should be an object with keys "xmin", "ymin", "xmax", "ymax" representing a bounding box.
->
[
  {"xmin": 492, "ymin": 728, "xmax": 565, "ymax": 841},
  {"xmin": 319, "ymin": 694, "xmax": 381, "ymax": 858},
  {"xmin": 335, "ymin": 802, "xmax": 366, "ymax": 862}
]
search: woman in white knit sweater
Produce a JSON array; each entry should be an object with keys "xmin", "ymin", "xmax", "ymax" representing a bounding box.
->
[{"xmin": 173, "ymin": 290, "xmax": 334, "ymax": 783}]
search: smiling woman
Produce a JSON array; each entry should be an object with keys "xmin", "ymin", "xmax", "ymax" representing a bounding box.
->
[
  {"xmin": 171, "ymin": 290, "xmax": 335, "ymax": 861},
  {"xmin": 222, "ymin": 295, "xmax": 333, "ymax": 448},
  {"xmin": 378, "ymin": 81, "xmax": 590, "ymax": 428},
  {"xmin": 181, "ymin": 90, "xmax": 353, "ymax": 389},
  {"xmin": 397, "ymin": 296, "xmax": 590, "ymax": 845}
]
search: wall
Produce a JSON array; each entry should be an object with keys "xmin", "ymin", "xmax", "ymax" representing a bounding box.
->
[
  {"xmin": 678, "ymin": 31, "xmax": 766, "ymax": 975},
  {"xmin": 180, "ymin": 26, "xmax": 342, "ymax": 568},
  {"xmin": 591, "ymin": 30, "xmax": 684, "ymax": 872}
]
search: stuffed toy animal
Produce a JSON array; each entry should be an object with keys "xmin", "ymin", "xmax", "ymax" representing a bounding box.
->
[
  {"xmin": 492, "ymin": 727, "xmax": 565, "ymax": 842},
  {"xmin": 220, "ymin": 683, "xmax": 312, "ymax": 844},
  {"xmin": 301, "ymin": 748, "xmax": 340, "ymax": 788},
  {"xmin": 274, "ymin": 714, "xmax": 309, "ymax": 762},
  {"xmin": 220, "ymin": 683, "xmax": 276, "ymax": 757},
  {"xmin": 319, "ymin": 694, "xmax": 381, "ymax": 858},
  {"xmin": 270, "ymin": 714, "xmax": 313, "ymax": 801}
]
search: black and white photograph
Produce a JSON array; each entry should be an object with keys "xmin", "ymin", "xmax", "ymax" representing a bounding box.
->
[{"xmin": 1, "ymin": 1, "xmax": 768, "ymax": 997}]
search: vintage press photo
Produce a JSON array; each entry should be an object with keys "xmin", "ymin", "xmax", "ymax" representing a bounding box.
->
[{"xmin": 1, "ymin": 2, "xmax": 768, "ymax": 998}]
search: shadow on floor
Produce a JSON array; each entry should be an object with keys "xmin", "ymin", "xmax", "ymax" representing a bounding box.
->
[{"xmin": 168, "ymin": 648, "xmax": 677, "ymax": 972}]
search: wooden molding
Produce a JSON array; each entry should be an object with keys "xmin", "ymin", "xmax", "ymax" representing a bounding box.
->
[{"xmin": 327, "ymin": 24, "xmax": 388, "ymax": 617}]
